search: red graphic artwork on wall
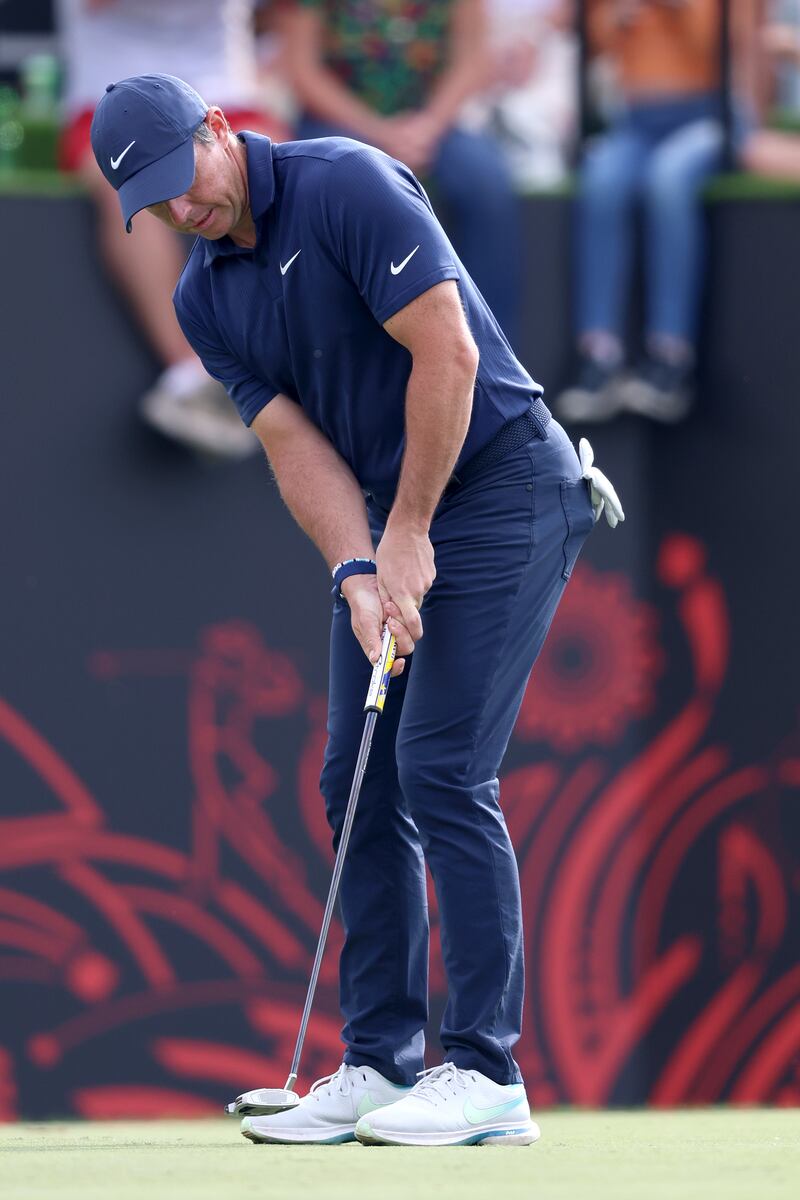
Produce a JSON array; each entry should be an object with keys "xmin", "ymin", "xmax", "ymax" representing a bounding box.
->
[{"xmin": 0, "ymin": 535, "xmax": 798, "ymax": 1117}]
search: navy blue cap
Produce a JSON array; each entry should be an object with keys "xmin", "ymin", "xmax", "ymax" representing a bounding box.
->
[{"xmin": 90, "ymin": 74, "xmax": 208, "ymax": 232}]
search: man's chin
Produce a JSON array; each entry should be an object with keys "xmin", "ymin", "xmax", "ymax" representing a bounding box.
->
[
  {"xmin": 198, "ymin": 214, "xmax": 235, "ymax": 241},
  {"xmin": 191, "ymin": 208, "xmax": 226, "ymax": 238}
]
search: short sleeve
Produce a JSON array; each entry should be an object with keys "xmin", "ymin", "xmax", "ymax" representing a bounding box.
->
[
  {"xmin": 321, "ymin": 147, "xmax": 460, "ymax": 325},
  {"xmin": 174, "ymin": 283, "xmax": 277, "ymax": 428}
]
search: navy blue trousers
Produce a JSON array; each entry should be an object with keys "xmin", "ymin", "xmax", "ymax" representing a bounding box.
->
[{"xmin": 320, "ymin": 420, "xmax": 594, "ymax": 1085}]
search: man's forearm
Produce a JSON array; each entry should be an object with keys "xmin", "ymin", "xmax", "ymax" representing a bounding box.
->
[
  {"xmin": 273, "ymin": 449, "xmax": 374, "ymax": 570},
  {"xmin": 255, "ymin": 404, "xmax": 374, "ymax": 570},
  {"xmin": 390, "ymin": 347, "xmax": 477, "ymax": 531}
]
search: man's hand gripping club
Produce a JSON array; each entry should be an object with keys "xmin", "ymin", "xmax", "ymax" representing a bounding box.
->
[
  {"xmin": 341, "ymin": 521, "xmax": 433, "ymax": 678},
  {"xmin": 378, "ymin": 514, "xmax": 435, "ymax": 650},
  {"xmin": 342, "ymin": 516, "xmax": 435, "ymax": 678}
]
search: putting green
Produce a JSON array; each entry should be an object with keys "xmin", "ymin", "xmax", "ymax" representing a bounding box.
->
[{"xmin": 1, "ymin": 1110, "xmax": 798, "ymax": 1200}]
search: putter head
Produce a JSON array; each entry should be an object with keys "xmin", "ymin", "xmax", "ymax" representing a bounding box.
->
[{"xmin": 224, "ymin": 1088, "xmax": 301, "ymax": 1117}]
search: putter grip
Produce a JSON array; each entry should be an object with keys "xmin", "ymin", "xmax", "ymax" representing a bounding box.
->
[{"xmin": 364, "ymin": 627, "xmax": 397, "ymax": 713}]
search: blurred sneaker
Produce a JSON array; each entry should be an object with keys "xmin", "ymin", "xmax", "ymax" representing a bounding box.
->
[
  {"xmin": 553, "ymin": 354, "xmax": 625, "ymax": 423},
  {"xmin": 240, "ymin": 1064, "xmax": 412, "ymax": 1145},
  {"xmin": 618, "ymin": 356, "xmax": 693, "ymax": 423},
  {"xmin": 141, "ymin": 368, "xmax": 259, "ymax": 460},
  {"xmin": 355, "ymin": 1063, "xmax": 540, "ymax": 1147}
]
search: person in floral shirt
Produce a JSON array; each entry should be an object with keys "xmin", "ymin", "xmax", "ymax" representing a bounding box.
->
[{"xmin": 283, "ymin": 0, "xmax": 524, "ymax": 347}]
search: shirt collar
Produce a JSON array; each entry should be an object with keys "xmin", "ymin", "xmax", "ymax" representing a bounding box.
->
[{"xmin": 203, "ymin": 131, "xmax": 275, "ymax": 266}]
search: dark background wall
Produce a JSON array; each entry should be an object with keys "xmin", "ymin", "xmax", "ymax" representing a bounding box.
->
[{"xmin": 1, "ymin": 192, "xmax": 798, "ymax": 1117}]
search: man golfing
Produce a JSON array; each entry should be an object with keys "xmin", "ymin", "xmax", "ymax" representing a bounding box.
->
[{"xmin": 91, "ymin": 73, "xmax": 623, "ymax": 1148}]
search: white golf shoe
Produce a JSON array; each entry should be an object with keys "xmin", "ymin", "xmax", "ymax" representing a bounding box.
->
[
  {"xmin": 354, "ymin": 1063, "xmax": 540, "ymax": 1147},
  {"xmin": 240, "ymin": 1063, "xmax": 412, "ymax": 1145}
]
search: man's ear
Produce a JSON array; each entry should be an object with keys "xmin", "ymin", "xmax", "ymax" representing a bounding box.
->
[{"xmin": 206, "ymin": 106, "xmax": 230, "ymax": 140}]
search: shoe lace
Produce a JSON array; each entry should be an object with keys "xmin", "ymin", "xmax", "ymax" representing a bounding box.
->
[
  {"xmin": 409, "ymin": 1063, "xmax": 473, "ymax": 1106},
  {"xmin": 308, "ymin": 1063, "xmax": 366, "ymax": 1102}
]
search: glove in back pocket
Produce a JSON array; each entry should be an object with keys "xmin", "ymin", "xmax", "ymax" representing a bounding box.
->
[{"xmin": 559, "ymin": 478, "xmax": 595, "ymax": 581}]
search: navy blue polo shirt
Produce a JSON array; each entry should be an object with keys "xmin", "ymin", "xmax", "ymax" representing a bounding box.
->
[{"xmin": 174, "ymin": 133, "xmax": 542, "ymax": 499}]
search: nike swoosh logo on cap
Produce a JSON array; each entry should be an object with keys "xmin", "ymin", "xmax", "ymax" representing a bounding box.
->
[
  {"xmin": 110, "ymin": 140, "xmax": 136, "ymax": 170},
  {"xmin": 390, "ymin": 245, "xmax": 419, "ymax": 275},
  {"xmin": 280, "ymin": 249, "xmax": 302, "ymax": 275},
  {"xmin": 463, "ymin": 1092, "xmax": 525, "ymax": 1126}
]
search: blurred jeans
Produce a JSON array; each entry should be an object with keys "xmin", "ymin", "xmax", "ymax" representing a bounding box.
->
[
  {"xmin": 296, "ymin": 115, "xmax": 523, "ymax": 350},
  {"xmin": 575, "ymin": 93, "xmax": 726, "ymax": 345}
]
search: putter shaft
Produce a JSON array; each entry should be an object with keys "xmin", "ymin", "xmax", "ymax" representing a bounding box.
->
[
  {"xmin": 284, "ymin": 628, "xmax": 396, "ymax": 1091},
  {"xmin": 284, "ymin": 707, "xmax": 378, "ymax": 1090},
  {"xmin": 225, "ymin": 629, "xmax": 397, "ymax": 1115}
]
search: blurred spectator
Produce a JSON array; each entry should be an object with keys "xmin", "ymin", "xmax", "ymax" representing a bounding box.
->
[
  {"xmin": 57, "ymin": 0, "xmax": 289, "ymax": 459},
  {"xmin": 763, "ymin": 0, "xmax": 800, "ymax": 111},
  {"xmin": 255, "ymin": 0, "xmax": 300, "ymax": 132},
  {"xmin": 742, "ymin": 2, "xmax": 800, "ymax": 180},
  {"xmin": 282, "ymin": 0, "xmax": 524, "ymax": 348},
  {"xmin": 461, "ymin": 0, "xmax": 577, "ymax": 189},
  {"xmin": 555, "ymin": 0, "xmax": 730, "ymax": 425}
]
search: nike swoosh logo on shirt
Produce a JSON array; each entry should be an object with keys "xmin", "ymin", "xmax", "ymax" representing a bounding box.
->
[
  {"xmin": 463, "ymin": 1092, "xmax": 525, "ymax": 1126},
  {"xmin": 110, "ymin": 140, "xmax": 136, "ymax": 170},
  {"xmin": 390, "ymin": 245, "xmax": 420, "ymax": 275},
  {"xmin": 280, "ymin": 249, "xmax": 302, "ymax": 275}
]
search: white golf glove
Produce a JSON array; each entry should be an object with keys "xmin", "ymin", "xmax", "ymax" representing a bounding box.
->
[{"xmin": 579, "ymin": 438, "xmax": 625, "ymax": 529}]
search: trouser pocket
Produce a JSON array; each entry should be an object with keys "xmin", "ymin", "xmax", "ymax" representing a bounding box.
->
[{"xmin": 559, "ymin": 478, "xmax": 595, "ymax": 580}]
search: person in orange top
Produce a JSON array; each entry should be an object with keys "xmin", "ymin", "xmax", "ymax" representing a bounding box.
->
[
  {"xmin": 555, "ymin": 0, "xmax": 730, "ymax": 423},
  {"xmin": 590, "ymin": 0, "xmax": 721, "ymax": 94}
]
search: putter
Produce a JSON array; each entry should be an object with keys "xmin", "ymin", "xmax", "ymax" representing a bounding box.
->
[{"xmin": 225, "ymin": 625, "xmax": 398, "ymax": 1117}]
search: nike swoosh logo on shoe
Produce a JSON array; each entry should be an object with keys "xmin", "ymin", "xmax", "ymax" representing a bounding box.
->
[
  {"xmin": 356, "ymin": 1093, "xmax": 386, "ymax": 1119},
  {"xmin": 463, "ymin": 1093, "xmax": 526, "ymax": 1125}
]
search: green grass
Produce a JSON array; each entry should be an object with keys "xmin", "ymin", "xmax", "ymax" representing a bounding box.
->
[
  {"xmin": 4, "ymin": 165, "xmax": 800, "ymax": 202},
  {"xmin": 1, "ymin": 1110, "xmax": 798, "ymax": 1200},
  {"xmin": 0, "ymin": 168, "xmax": 84, "ymax": 196}
]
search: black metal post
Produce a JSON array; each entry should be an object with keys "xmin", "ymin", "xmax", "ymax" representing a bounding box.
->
[
  {"xmin": 575, "ymin": 0, "xmax": 590, "ymax": 163},
  {"xmin": 719, "ymin": 0, "xmax": 734, "ymax": 169}
]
